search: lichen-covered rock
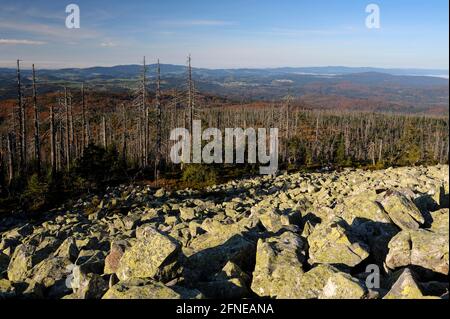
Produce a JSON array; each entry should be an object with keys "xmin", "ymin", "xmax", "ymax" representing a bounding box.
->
[
  {"xmin": 251, "ymin": 231, "xmax": 306, "ymax": 298},
  {"xmin": 0, "ymin": 252, "xmax": 9, "ymax": 277},
  {"xmin": 429, "ymin": 209, "xmax": 449, "ymax": 234},
  {"xmin": 55, "ymin": 237, "xmax": 79, "ymax": 262},
  {"xmin": 379, "ymin": 190, "xmax": 424, "ymax": 230},
  {"xmin": 296, "ymin": 264, "xmax": 341, "ymax": 299},
  {"xmin": 319, "ymin": 272, "xmax": 367, "ymax": 299},
  {"xmin": 76, "ymin": 250, "xmax": 106, "ymax": 275},
  {"xmin": 102, "ymin": 278, "xmax": 182, "ymax": 299},
  {"xmin": 336, "ymin": 191, "xmax": 391, "ymax": 225},
  {"xmin": 351, "ymin": 220, "xmax": 399, "ymax": 265},
  {"xmin": 307, "ymin": 218, "xmax": 369, "ymax": 267},
  {"xmin": 216, "ymin": 261, "xmax": 251, "ymax": 284},
  {"xmin": 197, "ymin": 277, "xmax": 249, "ymax": 299},
  {"xmin": 116, "ymin": 226, "xmax": 181, "ymax": 282},
  {"xmin": 179, "ymin": 207, "xmax": 196, "ymax": 222},
  {"xmin": 0, "ymin": 165, "xmax": 448, "ymax": 299},
  {"xmin": 30, "ymin": 257, "xmax": 73, "ymax": 298},
  {"xmin": 104, "ymin": 240, "xmax": 130, "ymax": 275},
  {"xmin": 258, "ymin": 210, "xmax": 285, "ymax": 233},
  {"xmin": 7, "ymin": 244, "xmax": 49, "ymax": 282},
  {"xmin": 183, "ymin": 227, "xmax": 256, "ymax": 282},
  {"xmin": 0, "ymin": 279, "xmax": 15, "ymax": 298},
  {"xmin": 383, "ymin": 269, "xmax": 438, "ymax": 299},
  {"xmin": 386, "ymin": 229, "xmax": 449, "ymax": 275},
  {"xmin": 71, "ymin": 268, "xmax": 108, "ymax": 299}
]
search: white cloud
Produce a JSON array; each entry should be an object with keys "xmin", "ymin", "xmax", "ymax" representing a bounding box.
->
[{"xmin": 0, "ymin": 39, "xmax": 46, "ymax": 45}]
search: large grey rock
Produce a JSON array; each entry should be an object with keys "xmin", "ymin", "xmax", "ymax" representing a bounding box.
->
[
  {"xmin": 55, "ymin": 237, "xmax": 79, "ymax": 262},
  {"xmin": 116, "ymin": 226, "xmax": 181, "ymax": 282},
  {"xmin": 319, "ymin": 272, "xmax": 367, "ymax": 299},
  {"xmin": 429, "ymin": 209, "xmax": 449, "ymax": 234},
  {"xmin": 183, "ymin": 225, "xmax": 256, "ymax": 282},
  {"xmin": 179, "ymin": 207, "xmax": 196, "ymax": 222},
  {"xmin": 295, "ymin": 264, "xmax": 340, "ymax": 299},
  {"xmin": 386, "ymin": 229, "xmax": 449, "ymax": 275},
  {"xmin": 104, "ymin": 240, "xmax": 130, "ymax": 275},
  {"xmin": 384, "ymin": 269, "xmax": 438, "ymax": 299},
  {"xmin": 307, "ymin": 218, "xmax": 370, "ymax": 267},
  {"xmin": 251, "ymin": 231, "xmax": 306, "ymax": 298},
  {"xmin": 0, "ymin": 279, "xmax": 15, "ymax": 298},
  {"xmin": 7, "ymin": 244, "xmax": 50, "ymax": 282},
  {"xmin": 30, "ymin": 257, "xmax": 73, "ymax": 298},
  {"xmin": 102, "ymin": 278, "xmax": 182, "ymax": 299},
  {"xmin": 336, "ymin": 191, "xmax": 391, "ymax": 225},
  {"xmin": 71, "ymin": 267, "xmax": 108, "ymax": 299},
  {"xmin": 379, "ymin": 190, "xmax": 424, "ymax": 230}
]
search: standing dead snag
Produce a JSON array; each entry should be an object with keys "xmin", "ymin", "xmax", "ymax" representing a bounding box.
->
[
  {"xmin": 32, "ymin": 64, "xmax": 41, "ymax": 174},
  {"xmin": 101, "ymin": 115, "xmax": 107, "ymax": 149},
  {"xmin": 17, "ymin": 60, "xmax": 27, "ymax": 171},
  {"xmin": 69, "ymin": 93, "xmax": 76, "ymax": 158},
  {"xmin": 49, "ymin": 104, "xmax": 56, "ymax": 174},
  {"xmin": 187, "ymin": 54, "xmax": 194, "ymax": 134},
  {"xmin": 64, "ymin": 87, "xmax": 71, "ymax": 170},
  {"xmin": 7, "ymin": 133, "xmax": 14, "ymax": 185},
  {"xmin": 142, "ymin": 57, "xmax": 149, "ymax": 168},
  {"xmin": 155, "ymin": 59, "xmax": 162, "ymax": 181},
  {"xmin": 81, "ymin": 83, "xmax": 87, "ymax": 154},
  {"xmin": 121, "ymin": 103, "xmax": 127, "ymax": 163}
]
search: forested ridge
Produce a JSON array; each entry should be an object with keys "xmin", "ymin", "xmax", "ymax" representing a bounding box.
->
[{"xmin": 0, "ymin": 59, "xmax": 448, "ymax": 214}]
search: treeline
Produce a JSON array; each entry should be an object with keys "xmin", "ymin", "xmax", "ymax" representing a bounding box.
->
[{"xmin": 0, "ymin": 58, "xmax": 448, "ymax": 212}]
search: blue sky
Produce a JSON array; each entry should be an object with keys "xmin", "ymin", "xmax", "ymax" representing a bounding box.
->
[{"xmin": 0, "ymin": 0, "xmax": 448, "ymax": 69}]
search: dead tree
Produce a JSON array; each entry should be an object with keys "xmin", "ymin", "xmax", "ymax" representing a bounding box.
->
[
  {"xmin": 69, "ymin": 93, "xmax": 76, "ymax": 158},
  {"xmin": 121, "ymin": 103, "xmax": 127, "ymax": 163},
  {"xmin": 142, "ymin": 57, "xmax": 148, "ymax": 167},
  {"xmin": 81, "ymin": 83, "xmax": 87, "ymax": 153},
  {"xmin": 155, "ymin": 59, "xmax": 162, "ymax": 181},
  {"xmin": 101, "ymin": 115, "xmax": 107, "ymax": 148},
  {"xmin": 49, "ymin": 104, "xmax": 56, "ymax": 174},
  {"xmin": 187, "ymin": 54, "xmax": 194, "ymax": 134},
  {"xmin": 17, "ymin": 60, "xmax": 27, "ymax": 171},
  {"xmin": 7, "ymin": 133, "xmax": 14, "ymax": 185},
  {"xmin": 32, "ymin": 64, "xmax": 41, "ymax": 174},
  {"xmin": 64, "ymin": 87, "xmax": 70, "ymax": 170}
]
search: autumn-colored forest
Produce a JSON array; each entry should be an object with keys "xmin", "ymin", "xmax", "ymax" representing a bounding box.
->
[{"xmin": 0, "ymin": 60, "xmax": 448, "ymax": 213}]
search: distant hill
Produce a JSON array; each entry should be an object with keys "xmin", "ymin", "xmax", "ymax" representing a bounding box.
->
[{"xmin": 0, "ymin": 64, "xmax": 448, "ymax": 114}]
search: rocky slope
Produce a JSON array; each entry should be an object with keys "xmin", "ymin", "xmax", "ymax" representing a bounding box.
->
[{"xmin": 0, "ymin": 165, "xmax": 448, "ymax": 299}]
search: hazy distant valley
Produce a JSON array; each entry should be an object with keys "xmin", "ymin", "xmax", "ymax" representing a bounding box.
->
[{"xmin": 0, "ymin": 65, "xmax": 448, "ymax": 115}]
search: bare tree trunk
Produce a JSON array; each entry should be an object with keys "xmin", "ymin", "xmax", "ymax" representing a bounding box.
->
[
  {"xmin": 50, "ymin": 104, "xmax": 56, "ymax": 174},
  {"xmin": 188, "ymin": 55, "xmax": 194, "ymax": 134},
  {"xmin": 155, "ymin": 59, "xmax": 162, "ymax": 182},
  {"xmin": 58, "ymin": 119, "xmax": 64, "ymax": 172},
  {"xmin": 17, "ymin": 60, "xmax": 26, "ymax": 171},
  {"xmin": 81, "ymin": 83, "xmax": 87, "ymax": 153},
  {"xmin": 101, "ymin": 115, "xmax": 107, "ymax": 148},
  {"xmin": 122, "ymin": 103, "xmax": 127, "ymax": 163},
  {"xmin": 378, "ymin": 139, "xmax": 383, "ymax": 163},
  {"xmin": 64, "ymin": 87, "xmax": 70, "ymax": 170},
  {"xmin": 7, "ymin": 133, "xmax": 14, "ymax": 185},
  {"xmin": 69, "ymin": 94, "xmax": 76, "ymax": 158},
  {"xmin": 142, "ymin": 56, "xmax": 148, "ymax": 168},
  {"xmin": 32, "ymin": 64, "xmax": 41, "ymax": 174}
]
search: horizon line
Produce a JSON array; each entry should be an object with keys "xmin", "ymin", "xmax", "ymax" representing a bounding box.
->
[{"xmin": 0, "ymin": 63, "xmax": 448, "ymax": 72}]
